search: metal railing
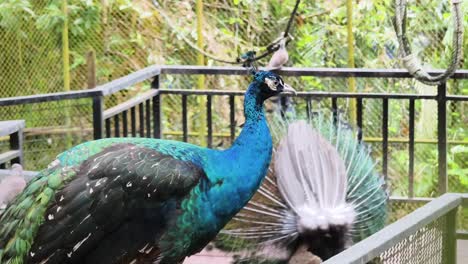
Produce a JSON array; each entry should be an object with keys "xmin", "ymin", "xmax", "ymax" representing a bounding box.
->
[
  {"xmin": 324, "ymin": 193, "xmax": 467, "ymax": 264},
  {"xmin": 0, "ymin": 120, "xmax": 25, "ymax": 168},
  {"xmin": 0, "ymin": 65, "xmax": 467, "ymax": 195}
]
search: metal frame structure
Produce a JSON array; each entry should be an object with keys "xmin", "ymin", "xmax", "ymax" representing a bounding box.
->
[
  {"xmin": 324, "ymin": 193, "xmax": 467, "ymax": 264},
  {"xmin": 1, "ymin": 66, "xmax": 467, "ymax": 263},
  {"xmin": 0, "ymin": 120, "xmax": 25, "ymax": 168},
  {"xmin": 1, "ymin": 65, "xmax": 467, "ymax": 196}
]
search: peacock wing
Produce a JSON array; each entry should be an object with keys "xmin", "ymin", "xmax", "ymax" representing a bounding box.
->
[{"xmin": 0, "ymin": 142, "xmax": 205, "ymax": 264}]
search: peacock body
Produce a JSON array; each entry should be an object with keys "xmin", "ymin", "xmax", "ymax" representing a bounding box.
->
[
  {"xmin": 0, "ymin": 71, "xmax": 295, "ymax": 264},
  {"xmin": 218, "ymin": 114, "xmax": 388, "ymax": 263}
]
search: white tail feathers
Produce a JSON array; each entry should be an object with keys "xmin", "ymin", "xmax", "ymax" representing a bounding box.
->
[{"xmin": 274, "ymin": 121, "xmax": 355, "ymax": 231}]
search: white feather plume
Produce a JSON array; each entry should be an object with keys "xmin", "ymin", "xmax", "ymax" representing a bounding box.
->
[{"xmin": 274, "ymin": 120, "xmax": 355, "ymax": 231}]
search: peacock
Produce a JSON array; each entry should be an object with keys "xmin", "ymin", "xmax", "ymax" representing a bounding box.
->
[
  {"xmin": 0, "ymin": 71, "xmax": 295, "ymax": 264},
  {"xmin": 215, "ymin": 113, "xmax": 388, "ymax": 263}
]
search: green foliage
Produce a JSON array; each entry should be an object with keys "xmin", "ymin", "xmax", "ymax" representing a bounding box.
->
[
  {"xmin": 36, "ymin": 0, "xmax": 100, "ymax": 36},
  {"xmin": 448, "ymin": 145, "xmax": 468, "ymax": 188},
  {"xmin": 0, "ymin": 0, "xmax": 35, "ymax": 30}
]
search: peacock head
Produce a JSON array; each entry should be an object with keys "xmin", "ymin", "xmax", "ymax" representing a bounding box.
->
[{"xmin": 249, "ymin": 71, "xmax": 296, "ymax": 102}]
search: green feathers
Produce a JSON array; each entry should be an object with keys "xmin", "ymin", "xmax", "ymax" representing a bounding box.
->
[
  {"xmin": 0, "ymin": 139, "xmax": 116, "ymax": 264},
  {"xmin": 0, "ymin": 169, "xmax": 61, "ymax": 264}
]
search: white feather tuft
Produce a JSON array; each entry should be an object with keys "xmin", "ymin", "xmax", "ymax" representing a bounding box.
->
[
  {"xmin": 296, "ymin": 204, "xmax": 356, "ymax": 231},
  {"xmin": 274, "ymin": 120, "xmax": 355, "ymax": 232}
]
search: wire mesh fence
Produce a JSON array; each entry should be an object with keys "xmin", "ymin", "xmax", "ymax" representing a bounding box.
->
[
  {"xmin": 0, "ymin": 98, "xmax": 93, "ymax": 170},
  {"xmin": 324, "ymin": 193, "xmax": 464, "ymax": 264},
  {"xmin": 378, "ymin": 217, "xmax": 445, "ymax": 263}
]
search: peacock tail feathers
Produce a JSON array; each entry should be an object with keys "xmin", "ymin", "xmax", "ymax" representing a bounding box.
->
[
  {"xmin": 0, "ymin": 138, "xmax": 149, "ymax": 264},
  {"xmin": 0, "ymin": 141, "xmax": 116, "ymax": 264},
  {"xmin": 271, "ymin": 112, "xmax": 388, "ymax": 241},
  {"xmin": 216, "ymin": 111, "xmax": 388, "ymax": 262},
  {"xmin": 275, "ymin": 120, "xmax": 355, "ymax": 233},
  {"xmin": 0, "ymin": 167, "xmax": 74, "ymax": 264}
]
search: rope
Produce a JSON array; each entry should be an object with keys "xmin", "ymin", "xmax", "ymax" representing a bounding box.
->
[
  {"xmin": 151, "ymin": 0, "xmax": 300, "ymax": 67},
  {"xmin": 394, "ymin": 0, "xmax": 464, "ymax": 85}
]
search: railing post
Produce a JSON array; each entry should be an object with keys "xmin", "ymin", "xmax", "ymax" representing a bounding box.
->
[
  {"xmin": 437, "ymin": 82, "xmax": 447, "ymax": 194},
  {"xmin": 443, "ymin": 208, "xmax": 457, "ymax": 264},
  {"xmin": 93, "ymin": 96, "xmax": 104, "ymax": 139},
  {"xmin": 10, "ymin": 130, "xmax": 23, "ymax": 165},
  {"xmin": 382, "ymin": 98, "xmax": 388, "ymax": 181},
  {"xmin": 206, "ymin": 95, "xmax": 213, "ymax": 148},
  {"xmin": 332, "ymin": 97, "xmax": 338, "ymax": 126},
  {"xmin": 356, "ymin": 98, "xmax": 363, "ymax": 142},
  {"xmin": 408, "ymin": 99, "xmax": 415, "ymax": 198},
  {"xmin": 229, "ymin": 95, "xmax": 235, "ymax": 143},
  {"xmin": 152, "ymin": 75, "xmax": 162, "ymax": 139}
]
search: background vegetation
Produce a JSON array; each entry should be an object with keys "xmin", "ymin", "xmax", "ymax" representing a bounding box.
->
[{"xmin": 0, "ymin": 0, "xmax": 467, "ymax": 198}]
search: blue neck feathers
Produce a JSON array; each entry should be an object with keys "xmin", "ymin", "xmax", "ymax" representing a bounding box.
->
[
  {"xmin": 160, "ymin": 82, "xmax": 275, "ymax": 257},
  {"xmin": 231, "ymin": 83, "xmax": 269, "ymax": 149},
  {"xmin": 206, "ymin": 82, "xmax": 273, "ymax": 217}
]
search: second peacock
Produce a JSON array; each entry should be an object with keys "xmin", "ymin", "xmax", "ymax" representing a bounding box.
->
[{"xmin": 217, "ymin": 114, "xmax": 388, "ymax": 263}]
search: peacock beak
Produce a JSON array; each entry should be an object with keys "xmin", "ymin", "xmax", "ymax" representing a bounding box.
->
[{"xmin": 280, "ymin": 83, "xmax": 296, "ymax": 95}]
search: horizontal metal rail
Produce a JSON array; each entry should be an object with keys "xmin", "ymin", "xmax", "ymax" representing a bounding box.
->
[
  {"xmin": 0, "ymin": 120, "xmax": 24, "ymax": 168},
  {"xmin": 324, "ymin": 193, "xmax": 464, "ymax": 264},
  {"xmin": 160, "ymin": 65, "xmax": 468, "ymax": 79},
  {"xmin": 446, "ymin": 95, "xmax": 468, "ymax": 101},
  {"xmin": 389, "ymin": 196, "xmax": 434, "ymax": 204},
  {"xmin": 103, "ymin": 89, "xmax": 159, "ymax": 119},
  {"xmin": 1, "ymin": 66, "xmax": 467, "ymax": 106},
  {"xmin": 0, "ymin": 150, "xmax": 20, "ymax": 165},
  {"xmin": 153, "ymin": 131, "xmax": 468, "ymax": 145},
  {"xmin": 159, "ymin": 88, "xmax": 468, "ymax": 100},
  {"xmin": 0, "ymin": 66, "xmax": 161, "ymax": 106},
  {"xmin": 0, "ymin": 120, "xmax": 25, "ymax": 137},
  {"xmin": 0, "ymin": 90, "xmax": 102, "ymax": 106},
  {"xmin": 93, "ymin": 65, "xmax": 161, "ymax": 96}
]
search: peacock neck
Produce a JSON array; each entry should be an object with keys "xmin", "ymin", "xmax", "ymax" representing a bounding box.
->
[
  {"xmin": 201, "ymin": 82, "xmax": 273, "ymax": 223},
  {"xmin": 231, "ymin": 87, "xmax": 270, "ymax": 150}
]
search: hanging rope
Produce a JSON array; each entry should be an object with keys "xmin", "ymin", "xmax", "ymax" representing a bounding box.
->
[
  {"xmin": 394, "ymin": 0, "xmax": 464, "ymax": 85},
  {"xmin": 151, "ymin": 0, "xmax": 300, "ymax": 66}
]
